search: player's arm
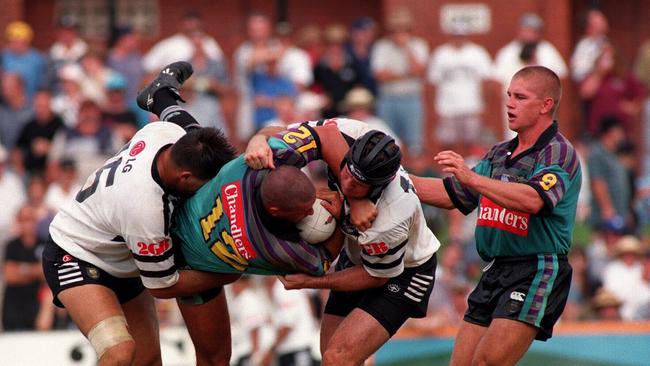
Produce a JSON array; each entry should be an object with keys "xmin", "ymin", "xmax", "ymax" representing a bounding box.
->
[
  {"xmin": 245, "ymin": 124, "xmax": 349, "ymax": 175},
  {"xmin": 280, "ymin": 265, "xmax": 388, "ymax": 291},
  {"xmin": 321, "ymin": 225, "xmax": 345, "ymax": 260},
  {"xmin": 435, "ymin": 150, "xmax": 544, "ymax": 214},
  {"xmin": 245, "ymin": 126, "xmax": 285, "ymax": 169},
  {"xmin": 409, "ymin": 174, "xmax": 455, "ymax": 209}
]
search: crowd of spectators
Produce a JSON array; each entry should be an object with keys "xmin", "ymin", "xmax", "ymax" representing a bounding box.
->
[{"xmin": 0, "ymin": 7, "xmax": 649, "ymax": 364}]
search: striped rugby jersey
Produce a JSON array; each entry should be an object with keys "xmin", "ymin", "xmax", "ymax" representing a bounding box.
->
[
  {"xmin": 443, "ymin": 121, "xmax": 582, "ymax": 260},
  {"xmin": 49, "ymin": 122, "xmax": 186, "ymax": 289},
  {"xmin": 172, "ymin": 124, "xmax": 332, "ymax": 275},
  {"xmin": 293, "ymin": 118, "xmax": 441, "ymax": 278}
]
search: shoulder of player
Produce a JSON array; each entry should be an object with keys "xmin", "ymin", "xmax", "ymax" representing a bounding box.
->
[
  {"xmin": 377, "ymin": 177, "xmax": 420, "ymax": 210},
  {"xmin": 538, "ymin": 135, "xmax": 580, "ymax": 171}
]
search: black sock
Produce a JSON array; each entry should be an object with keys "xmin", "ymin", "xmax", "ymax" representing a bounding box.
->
[
  {"xmin": 153, "ymin": 89, "xmax": 201, "ymax": 129},
  {"xmin": 151, "ymin": 88, "xmax": 180, "ymax": 117}
]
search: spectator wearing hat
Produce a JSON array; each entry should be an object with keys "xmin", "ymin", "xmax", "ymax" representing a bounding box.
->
[
  {"xmin": 494, "ymin": 12, "xmax": 568, "ymax": 139},
  {"xmin": 49, "ymin": 16, "xmax": 87, "ymax": 66},
  {"xmin": 314, "ymin": 23, "xmax": 359, "ymax": 118},
  {"xmin": 51, "ymin": 63, "xmax": 85, "ymax": 128},
  {"xmin": 0, "ymin": 73, "xmax": 33, "ymax": 151},
  {"xmin": 101, "ymin": 73, "xmax": 138, "ymax": 143},
  {"xmin": 340, "ymin": 86, "xmax": 399, "ymax": 145},
  {"xmin": 371, "ymin": 7, "xmax": 429, "ymax": 158},
  {"xmin": 427, "ymin": 26, "xmax": 493, "ymax": 155},
  {"xmin": 602, "ymin": 236, "xmax": 650, "ymax": 320},
  {"xmin": 296, "ymin": 24, "xmax": 324, "ymax": 67},
  {"xmin": 47, "ymin": 15, "xmax": 88, "ymax": 92},
  {"xmin": 13, "ymin": 89, "xmax": 65, "ymax": 177},
  {"xmin": 1, "ymin": 21, "xmax": 47, "ymax": 103},
  {"xmin": 107, "ymin": 26, "xmax": 145, "ymax": 104},
  {"xmin": 591, "ymin": 287, "xmax": 623, "ymax": 320},
  {"xmin": 346, "ymin": 17, "xmax": 378, "ymax": 95}
]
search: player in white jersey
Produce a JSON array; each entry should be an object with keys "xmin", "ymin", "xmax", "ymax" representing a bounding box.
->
[
  {"xmin": 247, "ymin": 118, "xmax": 441, "ymax": 366},
  {"xmin": 42, "ymin": 62, "xmax": 239, "ymax": 365}
]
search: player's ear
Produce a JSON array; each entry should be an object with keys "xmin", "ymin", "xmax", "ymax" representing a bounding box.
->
[{"xmin": 540, "ymin": 97, "xmax": 554, "ymax": 115}]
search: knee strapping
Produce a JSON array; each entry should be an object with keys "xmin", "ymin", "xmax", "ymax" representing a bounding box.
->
[{"xmin": 87, "ymin": 315, "xmax": 133, "ymax": 358}]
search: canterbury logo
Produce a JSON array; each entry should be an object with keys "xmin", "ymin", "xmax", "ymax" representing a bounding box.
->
[
  {"xmin": 161, "ymin": 68, "xmax": 174, "ymax": 76},
  {"xmin": 510, "ymin": 291, "xmax": 526, "ymax": 301},
  {"xmin": 477, "ymin": 197, "xmax": 529, "ymax": 236}
]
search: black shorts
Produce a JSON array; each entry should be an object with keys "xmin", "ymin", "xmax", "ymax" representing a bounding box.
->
[
  {"xmin": 324, "ymin": 252, "xmax": 437, "ymax": 336},
  {"xmin": 42, "ymin": 238, "xmax": 145, "ymax": 308},
  {"xmin": 464, "ymin": 254, "xmax": 572, "ymax": 341}
]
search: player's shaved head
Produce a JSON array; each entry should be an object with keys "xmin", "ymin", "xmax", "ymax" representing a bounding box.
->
[
  {"xmin": 513, "ymin": 66, "xmax": 562, "ymax": 116},
  {"xmin": 261, "ymin": 165, "xmax": 315, "ymax": 213}
]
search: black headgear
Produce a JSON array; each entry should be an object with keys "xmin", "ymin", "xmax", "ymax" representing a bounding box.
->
[{"xmin": 345, "ymin": 130, "xmax": 401, "ymax": 187}]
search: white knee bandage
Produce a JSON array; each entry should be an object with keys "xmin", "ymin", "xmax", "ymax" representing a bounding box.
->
[{"xmin": 87, "ymin": 315, "xmax": 134, "ymax": 358}]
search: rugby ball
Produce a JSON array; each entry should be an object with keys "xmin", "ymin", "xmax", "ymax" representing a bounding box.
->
[{"xmin": 297, "ymin": 198, "xmax": 336, "ymax": 244}]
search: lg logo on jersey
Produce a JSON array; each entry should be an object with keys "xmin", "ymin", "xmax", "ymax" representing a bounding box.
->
[{"xmin": 122, "ymin": 141, "xmax": 146, "ymax": 173}]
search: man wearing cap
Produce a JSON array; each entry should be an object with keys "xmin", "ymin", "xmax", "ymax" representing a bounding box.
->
[
  {"xmin": 602, "ymin": 235, "xmax": 650, "ymax": 320},
  {"xmin": 341, "ymin": 86, "xmax": 399, "ymax": 145},
  {"xmin": 494, "ymin": 12, "xmax": 568, "ymax": 139},
  {"xmin": 48, "ymin": 15, "xmax": 88, "ymax": 91},
  {"xmin": 1, "ymin": 21, "xmax": 47, "ymax": 102}
]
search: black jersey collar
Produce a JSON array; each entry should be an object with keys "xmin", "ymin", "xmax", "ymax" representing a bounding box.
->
[
  {"xmin": 151, "ymin": 143, "xmax": 177, "ymax": 195},
  {"xmin": 506, "ymin": 121, "xmax": 558, "ymax": 156}
]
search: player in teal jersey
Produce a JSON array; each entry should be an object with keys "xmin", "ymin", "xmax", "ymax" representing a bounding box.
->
[
  {"xmin": 410, "ymin": 66, "xmax": 581, "ymax": 366},
  {"xmin": 172, "ymin": 126, "xmax": 348, "ymax": 276}
]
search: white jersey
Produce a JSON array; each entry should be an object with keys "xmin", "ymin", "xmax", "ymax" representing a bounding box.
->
[
  {"xmin": 49, "ymin": 122, "xmax": 186, "ymax": 289},
  {"xmin": 292, "ymin": 118, "xmax": 441, "ymax": 278}
]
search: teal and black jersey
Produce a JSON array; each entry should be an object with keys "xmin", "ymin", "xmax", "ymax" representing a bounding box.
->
[
  {"xmin": 172, "ymin": 124, "xmax": 332, "ymax": 275},
  {"xmin": 443, "ymin": 122, "xmax": 582, "ymax": 261}
]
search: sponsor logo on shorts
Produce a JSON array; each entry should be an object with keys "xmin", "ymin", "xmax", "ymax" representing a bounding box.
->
[
  {"xmin": 129, "ymin": 140, "xmax": 146, "ymax": 156},
  {"xmin": 510, "ymin": 291, "xmax": 526, "ymax": 301},
  {"xmin": 62, "ymin": 254, "xmax": 73, "ymax": 262},
  {"xmin": 86, "ymin": 266, "xmax": 100, "ymax": 279},
  {"xmin": 222, "ymin": 182, "xmax": 256, "ymax": 260},
  {"xmin": 387, "ymin": 284, "xmax": 400, "ymax": 293},
  {"xmin": 477, "ymin": 197, "xmax": 530, "ymax": 236}
]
